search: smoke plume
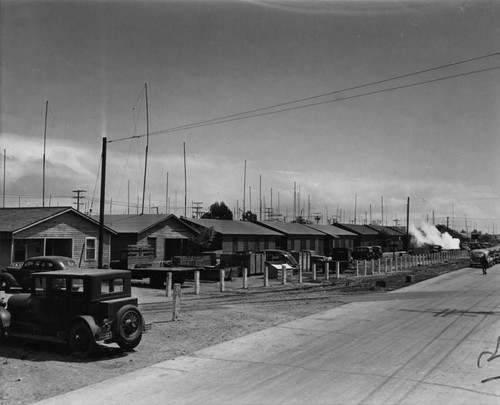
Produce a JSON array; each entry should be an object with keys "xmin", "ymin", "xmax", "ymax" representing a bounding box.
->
[{"xmin": 409, "ymin": 222, "xmax": 460, "ymax": 249}]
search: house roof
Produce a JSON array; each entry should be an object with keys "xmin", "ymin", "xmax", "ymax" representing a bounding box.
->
[
  {"xmin": 98, "ymin": 214, "xmax": 197, "ymax": 234},
  {"xmin": 257, "ymin": 221, "xmax": 325, "ymax": 236},
  {"xmin": 331, "ymin": 223, "xmax": 379, "ymax": 236},
  {"xmin": 365, "ymin": 224, "xmax": 408, "ymax": 237},
  {"xmin": 306, "ymin": 224, "xmax": 356, "ymax": 237},
  {"xmin": 182, "ymin": 218, "xmax": 282, "ymax": 236},
  {"xmin": 0, "ymin": 207, "xmax": 115, "ymax": 234}
]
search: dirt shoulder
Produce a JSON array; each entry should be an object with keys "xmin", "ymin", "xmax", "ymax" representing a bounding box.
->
[{"xmin": 0, "ymin": 258, "xmax": 469, "ymax": 405}]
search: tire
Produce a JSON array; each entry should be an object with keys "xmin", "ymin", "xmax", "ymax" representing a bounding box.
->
[
  {"xmin": 115, "ymin": 305, "xmax": 143, "ymax": 351},
  {"xmin": 0, "ymin": 322, "xmax": 5, "ymax": 345},
  {"xmin": 68, "ymin": 321, "xmax": 96, "ymax": 358}
]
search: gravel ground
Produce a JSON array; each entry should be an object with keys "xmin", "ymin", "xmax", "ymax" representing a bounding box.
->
[{"xmin": 0, "ymin": 257, "xmax": 469, "ymax": 405}]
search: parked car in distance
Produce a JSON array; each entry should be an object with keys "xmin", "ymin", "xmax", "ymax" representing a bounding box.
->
[
  {"xmin": 0, "ymin": 256, "xmax": 79, "ymax": 292},
  {"xmin": 351, "ymin": 246, "xmax": 375, "ymax": 261},
  {"xmin": 0, "ymin": 268, "xmax": 149, "ymax": 358},
  {"xmin": 261, "ymin": 249, "xmax": 299, "ymax": 270},
  {"xmin": 371, "ymin": 246, "xmax": 383, "ymax": 259},
  {"xmin": 470, "ymin": 248, "xmax": 497, "ymax": 268}
]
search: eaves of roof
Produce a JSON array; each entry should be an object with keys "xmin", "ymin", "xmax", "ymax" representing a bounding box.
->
[
  {"xmin": 181, "ymin": 218, "xmax": 282, "ymax": 236},
  {"xmin": 0, "ymin": 207, "xmax": 116, "ymax": 234},
  {"xmin": 331, "ymin": 224, "xmax": 379, "ymax": 236},
  {"xmin": 256, "ymin": 221, "xmax": 325, "ymax": 236},
  {"xmin": 99, "ymin": 214, "xmax": 198, "ymax": 235}
]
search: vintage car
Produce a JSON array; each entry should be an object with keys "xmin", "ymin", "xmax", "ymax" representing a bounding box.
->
[
  {"xmin": 0, "ymin": 256, "xmax": 80, "ymax": 292},
  {"xmin": 351, "ymin": 246, "xmax": 375, "ymax": 261},
  {"xmin": 0, "ymin": 268, "xmax": 148, "ymax": 358},
  {"xmin": 470, "ymin": 248, "xmax": 495, "ymax": 268}
]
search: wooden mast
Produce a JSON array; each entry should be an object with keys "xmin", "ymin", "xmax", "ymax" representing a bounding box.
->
[
  {"xmin": 141, "ymin": 83, "xmax": 149, "ymax": 215},
  {"xmin": 42, "ymin": 100, "xmax": 48, "ymax": 207}
]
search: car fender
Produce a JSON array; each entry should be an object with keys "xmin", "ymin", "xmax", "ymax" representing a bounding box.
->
[
  {"xmin": 0, "ymin": 307, "xmax": 11, "ymax": 329},
  {"xmin": 69, "ymin": 315, "xmax": 100, "ymax": 336},
  {"xmin": 0, "ymin": 272, "xmax": 19, "ymax": 287}
]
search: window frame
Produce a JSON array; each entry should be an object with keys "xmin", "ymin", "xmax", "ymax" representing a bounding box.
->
[{"xmin": 85, "ymin": 237, "xmax": 97, "ymax": 261}]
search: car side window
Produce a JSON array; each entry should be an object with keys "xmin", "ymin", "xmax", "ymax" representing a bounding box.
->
[
  {"xmin": 50, "ymin": 277, "xmax": 67, "ymax": 296},
  {"xmin": 101, "ymin": 278, "xmax": 124, "ymax": 294},
  {"xmin": 24, "ymin": 261, "xmax": 34, "ymax": 270},
  {"xmin": 70, "ymin": 278, "xmax": 84, "ymax": 296},
  {"xmin": 34, "ymin": 277, "xmax": 47, "ymax": 297}
]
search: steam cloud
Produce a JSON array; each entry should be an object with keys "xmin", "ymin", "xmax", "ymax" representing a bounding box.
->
[{"xmin": 409, "ymin": 222, "xmax": 460, "ymax": 249}]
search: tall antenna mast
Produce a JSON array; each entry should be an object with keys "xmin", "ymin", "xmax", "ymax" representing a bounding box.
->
[
  {"xmin": 183, "ymin": 142, "xmax": 187, "ymax": 217},
  {"xmin": 243, "ymin": 160, "xmax": 246, "ymax": 218},
  {"xmin": 42, "ymin": 100, "xmax": 48, "ymax": 207},
  {"xmin": 141, "ymin": 83, "xmax": 149, "ymax": 215}
]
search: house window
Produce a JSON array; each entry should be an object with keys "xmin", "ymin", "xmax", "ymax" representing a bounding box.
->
[
  {"xmin": 85, "ymin": 238, "xmax": 97, "ymax": 261},
  {"xmin": 147, "ymin": 237, "xmax": 157, "ymax": 258}
]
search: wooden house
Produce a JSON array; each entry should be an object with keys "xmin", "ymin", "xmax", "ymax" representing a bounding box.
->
[
  {"xmin": 180, "ymin": 218, "xmax": 282, "ymax": 253},
  {"xmin": 330, "ymin": 223, "xmax": 380, "ymax": 247},
  {"xmin": 0, "ymin": 207, "xmax": 114, "ymax": 268},
  {"xmin": 256, "ymin": 221, "xmax": 326, "ymax": 255},
  {"xmin": 99, "ymin": 214, "xmax": 200, "ymax": 262},
  {"xmin": 306, "ymin": 224, "xmax": 357, "ymax": 254}
]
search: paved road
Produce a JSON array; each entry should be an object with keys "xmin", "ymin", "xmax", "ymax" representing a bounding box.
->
[{"xmin": 35, "ymin": 265, "xmax": 500, "ymax": 404}]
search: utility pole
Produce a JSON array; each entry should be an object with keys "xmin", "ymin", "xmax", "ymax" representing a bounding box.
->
[
  {"xmin": 259, "ymin": 175, "xmax": 262, "ymax": 221},
  {"xmin": 354, "ymin": 194, "xmax": 357, "ymax": 224},
  {"xmin": 192, "ymin": 201, "xmax": 203, "ymax": 218},
  {"xmin": 243, "ymin": 160, "xmax": 246, "ymax": 218},
  {"xmin": 42, "ymin": 100, "xmax": 48, "ymax": 207},
  {"xmin": 98, "ymin": 137, "xmax": 107, "ymax": 269},
  {"xmin": 406, "ymin": 196, "xmax": 410, "ymax": 252},
  {"xmin": 72, "ymin": 189, "xmax": 86, "ymax": 212},
  {"xmin": 381, "ymin": 196, "xmax": 384, "ymax": 226},
  {"xmin": 2, "ymin": 149, "xmax": 6, "ymax": 208},
  {"xmin": 141, "ymin": 83, "xmax": 149, "ymax": 215}
]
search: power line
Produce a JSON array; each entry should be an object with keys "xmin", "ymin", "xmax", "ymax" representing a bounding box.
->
[{"xmin": 108, "ymin": 52, "xmax": 500, "ymax": 143}]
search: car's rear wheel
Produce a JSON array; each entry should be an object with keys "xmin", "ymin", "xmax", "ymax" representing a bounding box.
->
[
  {"xmin": 0, "ymin": 322, "xmax": 5, "ymax": 344},
  {"xmin": 115, "ymin": 305, "xmax": 143, "ymax": 351},
  {"xmin": 68, "ymin": 321, "xmax": 96, "ymax": 358}
]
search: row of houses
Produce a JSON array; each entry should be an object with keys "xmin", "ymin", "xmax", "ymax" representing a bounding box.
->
[{"xmin": 0, "ymin": 207, "xmax": 409, "ymax": 268}]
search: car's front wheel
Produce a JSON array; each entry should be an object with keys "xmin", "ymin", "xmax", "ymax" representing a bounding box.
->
[
  {"xmin": 115, "ymin": 305, "xmax": 143, "ymax": 351},
  {"xmin": 68, "ymin": 321, "xmax": 96, "ymax": 358}
]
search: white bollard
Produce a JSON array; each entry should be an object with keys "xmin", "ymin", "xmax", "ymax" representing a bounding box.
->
[
  {"xmin": 194, "ymin": 270, "xmax": 200, "ymax": 295},
  {"xmin": 243, "ymin": 267, "xmax": 248, "ymax": 289},
  {"xmin": 172, "ymin": 283, "xmax": 181, "ymax": 321},
  {"xmin": 220, "ymin": 269, "xmax": 225, "ymax": 292},
  {"xmin": 166, "ymin": 272, "xmax": 172, "ymax": 297}
]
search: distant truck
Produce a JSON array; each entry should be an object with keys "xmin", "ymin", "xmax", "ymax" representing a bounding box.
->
[{"xmin": 110, "ymin": 245, "xmax": 200, "ymax": 287}]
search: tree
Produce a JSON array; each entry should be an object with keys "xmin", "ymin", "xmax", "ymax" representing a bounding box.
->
[
  {"xmin": 243, "ymin": 210, "xmax": 257, "ymax": 222},
  {"xmin": 189, "ymin": 226, "xmax": 217, "ymax": 253},
  {"xmin": 202, "ymin": 201, "xmax": 233, "ymax": 220}
]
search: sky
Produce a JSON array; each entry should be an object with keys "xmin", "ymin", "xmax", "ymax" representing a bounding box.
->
[{"xmin": 1, "ymin": 0, "xmax": 500, "ymax": 233}]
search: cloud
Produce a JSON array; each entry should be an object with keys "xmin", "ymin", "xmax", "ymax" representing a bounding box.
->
[{"xmin": 1, "ymin": 133, "xmax": 100, "ymax": 202}]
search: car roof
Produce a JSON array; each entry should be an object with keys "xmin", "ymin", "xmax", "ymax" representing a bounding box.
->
[
  {"xmin": 26, "ymin": 256, "xmax": 76, "ymax": 262},
  {"xmin": 34, "ymin": 269, "xmax": 130, "ymax": 277}
]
